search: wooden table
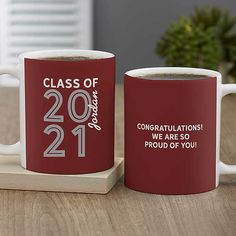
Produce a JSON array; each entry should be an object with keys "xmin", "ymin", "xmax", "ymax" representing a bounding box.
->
[{"xmin": 0, "ymin": 85, "xmax": 235, "ymax": 236}]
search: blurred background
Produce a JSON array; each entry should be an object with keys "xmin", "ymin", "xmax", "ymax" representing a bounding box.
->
[{"xmin": 1, "ymin": 0, "xmax": 236, "ymax": 84}]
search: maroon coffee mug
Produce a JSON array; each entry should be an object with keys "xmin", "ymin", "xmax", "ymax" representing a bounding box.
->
[
  {"xmin": 124, "ymin": 67, "xmax": 236, "ymax": 194},
  {"xmin": 0, "ymin": 49, "xmax": 115, "ymax": 174}
]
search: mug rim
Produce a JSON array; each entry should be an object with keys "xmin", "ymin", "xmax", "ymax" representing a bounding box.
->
[
  {"xmin": 125, "ymin": 67, "xmax": 222, "ymax": 80},
  {"xmin": 18, "ymin": 49, "xmax": 115, "ymax": 62}
]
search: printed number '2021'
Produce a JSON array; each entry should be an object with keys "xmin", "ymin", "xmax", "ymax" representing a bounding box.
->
[{"xmin": 43, "ymin": 89, "xmax": 91, "ymax": 158}]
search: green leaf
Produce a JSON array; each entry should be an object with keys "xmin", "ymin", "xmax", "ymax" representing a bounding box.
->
[{"xmin": 156, "ymin": 5, "xmax": 236, "ymax": 76}]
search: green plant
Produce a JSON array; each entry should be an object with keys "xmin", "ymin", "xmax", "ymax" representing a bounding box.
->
[{"xmin": 156, "ymin": 6, "xmax": 236, "ymax": 79}]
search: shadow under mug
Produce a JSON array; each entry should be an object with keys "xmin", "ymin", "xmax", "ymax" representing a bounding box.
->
[
  {"xmin": 0, "ymin": 49, "xmax": 115, "ymax": 174},
  {"xmin": 124, "ymin": 67, "xmax": 236, "ymax": 194}
]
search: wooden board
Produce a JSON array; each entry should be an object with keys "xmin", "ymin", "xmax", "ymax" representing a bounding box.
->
[{"xmin": 0, "ymin": 155, "xmax": 124, "ymax": 194}]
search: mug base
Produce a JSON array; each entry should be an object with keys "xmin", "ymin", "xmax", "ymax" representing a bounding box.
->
[
  {"xmin": 24, "ymin": 161, "xmax": 114, "ymax": 175},
  {"xmin": 124, "ymin": 183, "xmax": 217, "ymax": 195}
]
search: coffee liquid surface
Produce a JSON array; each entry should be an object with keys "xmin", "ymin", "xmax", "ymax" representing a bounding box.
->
[
  {"xmin": 138, "ymin": 74, "xmax": 210, "ymax": 80},
  {"xmin": 38, "ymin": 56, "xmax": 91, "ymax": 61}
]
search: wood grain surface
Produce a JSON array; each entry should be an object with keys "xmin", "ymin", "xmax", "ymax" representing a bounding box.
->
[{"xmin": 0, "ymin": 85, "xmax": 235, "ymax": 236}]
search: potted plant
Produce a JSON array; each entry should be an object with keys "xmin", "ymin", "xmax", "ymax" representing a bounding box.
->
[{"xmin": 156, "ymin": 6, "xmax": 236, "ymax": 83}]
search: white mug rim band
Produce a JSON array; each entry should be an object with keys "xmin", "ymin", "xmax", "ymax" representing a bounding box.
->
[
  {"xmin": 125, "ymin": 67, "xmax": 222, "ymax": 81},
  {"xmin": 18, "ymin": 49, "xmax": 115, "ymax": 62}
]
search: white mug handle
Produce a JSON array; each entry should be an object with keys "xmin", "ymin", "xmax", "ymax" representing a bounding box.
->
[
  {"xmin": 220, "ymin": 84, "xmax": 236, "ymax": 174},
  {"xmin": 0, "ymin": 65, "xmax": 20, "ymax": 155}
]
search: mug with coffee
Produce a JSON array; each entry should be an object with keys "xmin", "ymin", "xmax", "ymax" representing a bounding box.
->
[
  {"xmin": 124, "ymin": 67, "xmax": 236, "ymax": 194},
  {"xmin": 0, "ymin": 50, "xmax": 115, "ymax": 174}
]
